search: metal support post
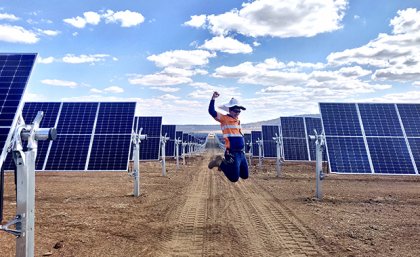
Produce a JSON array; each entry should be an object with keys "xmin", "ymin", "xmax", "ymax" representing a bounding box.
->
[
  {"xmin": 273, "ymin": 133, "xmax": 282, "ymax": 177},
  {"xmin": 182, "ymin": 143, "xmax": 186, "ymax": 165},
  {"xmin": 0, "ymin": 112, "xmax": 56, "ymax": 257},
  {"xmin": 175, "ymin": 139, "xmax": 181, "ymax": 170},
  {"xmin": 310, "ymin": 130, "xmax": 326, "ymax": 200},
  {"xmin": 256, "ymin": 139, "xmax": 263, "ymax": 169},
  {"xmin": 132, "ymin": 128, "xmax": 146, "ymax": 197},
  {"xmin": 160, "ymin": 134, "xmax": 169, "ymax": 176}
]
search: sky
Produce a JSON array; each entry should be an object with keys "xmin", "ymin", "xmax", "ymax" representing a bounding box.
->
[{"xmin": 1, "ymin": 0, "xmax": 420, "ymax": 125}]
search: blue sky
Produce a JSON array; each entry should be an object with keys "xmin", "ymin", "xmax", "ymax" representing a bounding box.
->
[{"xmin": 1, "ymin": 0, "xmax": 419, "ymax": 124}]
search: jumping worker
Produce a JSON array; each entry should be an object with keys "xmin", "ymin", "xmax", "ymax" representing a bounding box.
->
[{"xmin": 207, "ymin": 91, "xmax": 249, "ymax": 182}]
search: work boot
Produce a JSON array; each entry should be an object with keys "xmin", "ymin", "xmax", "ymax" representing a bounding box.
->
[{"xmin": 208, "ymin": 155, "xmax": 223, "ymax": 169}]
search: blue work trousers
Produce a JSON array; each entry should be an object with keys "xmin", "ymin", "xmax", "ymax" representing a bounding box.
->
[{"xmin": 220, "ymin": 151, "xmax": 249, "ymax": 182}]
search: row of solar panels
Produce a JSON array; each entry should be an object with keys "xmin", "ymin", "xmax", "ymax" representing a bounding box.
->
[
  {"xmin": 1, "ymin": 101, "xmax": 208, "ymax": 171},
  {"xmin": 226, "ymin": 116, "xmax": 325, "ymax": 162}
]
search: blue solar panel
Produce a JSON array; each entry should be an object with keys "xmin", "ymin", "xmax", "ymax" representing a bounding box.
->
[
  {"xmin": 282, "ymin": 138, "xmax": 308, "ymax": 161},
  {"xmin": 94, "ymin": 102, "xmax": 135, "ymax": 134},
  {"xmin": 176, "ymin": 131, "xmax": 183, "ymax": 155},
  {"xmin": 140, "ymin": 137, "xmax": 161, "ymax": 160},
  {"xmin": 359, "ymin": 104, "xmax": 403, "ymax": 137},
  {"xmin": 397, "ymin": 104, "xmax": 420, "ymax": 137},
  {"xmin": 325, "ymin": 136, "xmax": 371, "ymax": 173},
  {"xmin": 0, "ymin": 53, "xmax": 36, "ymax": 171},
  {"xmin": 45, "ymin": 135, "xmax": 91, "ymax": 171},
  {"xmin": 137, "ymin": 116, "xmax": 162, "ymax": 137},
  {"xmin": 320, "ymin": 103, "xmax": 362, "ymax": 136},
  {"xmin": 251, "ymin": 131, "xmax": 262, "ymax": 157},
  {"xmin": 320, "ymin": 102, "xmax": 420, "ymax": 175},
  {"xmin": 136, "ymin": 116, "xmax": 162, "ymax": 160},
  {"xmin": 408, "ymin": 138, "xmax": 420, "ymax": 170},
  {"xmin": 56, "ymin": 102, "xmax": 98, "ymax": 134},
  {"xmin": 183, "ymin": 133, "xmax": 189, "ymax": 153},
  {"xmin": 280, "ymin": 117, "xmax": 306, "ymax": 138},
  {"xmin": 305, "ymin": 117, "xmax": 327, "ymax": 161},
  {"xmin": 162, "ymin": 125, "xmax": 176, "ymax": 157},
  {"xmin": 88, "ymin": 134, "xmax": 132, "ymax": 170},
  {"xmin": 262, "ymin": 125, "xmax": 279, "ymax": 158},
  {"xmin": 88, "ymin": 102, "xmax": 135, "ymax": 170},
  {"xmin": 244, "ymin": 133, "xmax": 251, "ymax": 153},
  {"xmin": 280, "ymin": 117, "xmax": 310, "ymax": 161},
  {"xmin": 45, "ymin": 103, "xmax": 97, "ymax": 171},
  {"xmin": 24, "ymin": 102, "xmax": 60, "ymax": 170},
  {"xmin": 367, "ymin": 137, "xmax": 415, "ymax": 174}
]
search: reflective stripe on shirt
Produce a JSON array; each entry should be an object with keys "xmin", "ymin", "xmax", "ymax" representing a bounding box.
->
[{"xmin": 223, "ymin": 134, "xmax": 243, "ymax": 138}]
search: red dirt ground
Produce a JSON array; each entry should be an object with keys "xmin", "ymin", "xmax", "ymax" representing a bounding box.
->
[{"xmin": 1, "ymin": 148, "xmax": 420, "ymax": 256}]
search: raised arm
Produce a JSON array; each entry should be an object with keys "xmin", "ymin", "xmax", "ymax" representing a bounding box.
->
[{"xmin": 208, "ymin": 91, "xmax": 219, "ymax": 118}]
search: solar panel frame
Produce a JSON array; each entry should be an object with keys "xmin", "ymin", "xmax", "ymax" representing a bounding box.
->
[{"xmin": 0, "ymin": 53, "xmax": 37, "ymax": 171}]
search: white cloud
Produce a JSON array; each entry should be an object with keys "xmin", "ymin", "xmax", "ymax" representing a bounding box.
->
[
  {"xmin": 90, "ymin": 88, "xmax": 103, "ymax": 93},
  {"xmin": 188, "ymin": 82, "xmax": 240, "ymax": 100},
  {"xmin": 0, "ymin": 13, "xmax": 19, "ymax": 21},
  {"xmin": 129, "ymin": 73, "xmax": 192, "ymax": 86},
  {"xmin": 150, "ymin": 87, "xmax": 180, "ymax": 92},
  {"xmin": 0, "ymin": 24, "xmax": 39, "ymax": 44},
  {"xmin": 327, "ymin": 8, "xmax": 420, "ymax": 83},
  {"xmin": 62, "ymin": 54, "xmax": 113, "ymax": 64},
  {"xmin": 196, "ymin": 0, "xmax": 347, "ymax": 38},
  {"xmin": 83, "ymin": 11, "xmax": 101, "ymax": 25},
  {"xmin": 104, "ymin": 86, "xmax": 124, "ymax": 93},
  {"xmin": 64, "ymin": 10, "xmax": 144, "ymax": 28},
  {"xmin": 41, "ymin": 79, "xmax": 79, "ymax": 88},
  {"xmin": 390, "ymin": 8, "xmax": 420, "ymax": 34},
  {"xmin": 199, "ymin": 36, "xmax": 253, "ymax": 54},
  {"xmin": 184, "ymin": 15, "xmax": 207, "ymax": 28},
  {"xmin": 37, "ymin": 56, "xmax": 55, "ymax": 64},
  {"xmin": 159, "ymin": 94, "xmax": 181, "ymax": 100},
  {"xmin": 103, "ymin": 10, "xmax": 145, "ymax": 27},
  {"xmin": 37, "ymin": 29, "xmax": 60, "ymax": 36},
  {"xmin": 147, "ymin": 50, "xmax": 216, "ymax": 68},
  {"xmin": 64, "ymin": 16, "xmax": 88, "ymax": 28}
]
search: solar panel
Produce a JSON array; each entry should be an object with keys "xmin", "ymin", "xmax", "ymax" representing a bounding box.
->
[
  {"xmin": 262, "ymin": 125, "xmax": 279, "ymax": 158},
  {"xmin": 136, "ymin": 116, "xmax": 162, "ymax": 160},
  {"xmin": 320, "ymin": 102, "xmax": 419, "ymax": 175},
  {"xmin": 280, "ymin": 117, "xmax": 309, "ymax": 161},
  {"xmin": 250, "ymin": 131, "xmax": 262, "ymax": 157},
  {"xmin": 12, "ymin": 102, "xmax": 137, "ymax": 171},
  {"xmin": 162, "ymin": 125, "xmax": 176, "ymax": 157},
  {"xmin": 183, "ymin": 133, "xmax": 189, "ymax": 153},
  {"xmin": 45, "ymin": 102, "xmax": 98, "ymax": 171},
  {"xmin": 0, "ymin": 53, "xmax": 36, "ymax": 171},
  {"xmin": 88, "ymin": 102, "xmax": 135, "ymax": 170},
  {"xmin": 244, "ymin": 133, "xmax": 251, "ymax": 153},
  {"xmin": 304, "ymin": 117, "xmax": 326, "ymax": 161},
  {"xmin": 176, "ymin": 131, "xmax": 183, "ymax": 155},
  {"xmin": 397, "ymin": 104, "xmax": 420, "ymax": 137}
]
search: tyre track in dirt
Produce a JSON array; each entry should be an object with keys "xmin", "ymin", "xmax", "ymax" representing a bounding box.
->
[
  {"xmin": 234, "ymin": 181, "xmax": 325, "ymax": 256},
  {"xmin": 159, "ymin": 153, "xmax": 213, "ymax": 257},
  {"xmin": 160, "ymin": 145, "xmax": 325, "ymax": 256}
]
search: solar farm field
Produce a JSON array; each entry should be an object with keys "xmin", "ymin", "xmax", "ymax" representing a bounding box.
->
[{"xmin": 1, "ymin": 146, "xmax": 420, "ymax": 256}]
